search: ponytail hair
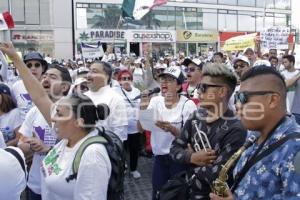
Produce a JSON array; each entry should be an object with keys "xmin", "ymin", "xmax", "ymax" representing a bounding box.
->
[{"xmin": 64, "ymin": 94, "xmax": 110, "ymax": 132}]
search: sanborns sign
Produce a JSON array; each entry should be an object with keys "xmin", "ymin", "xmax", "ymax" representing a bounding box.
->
[{"xmin": 127, "ymin": 30, "xmax": 175, "ymax": 43}]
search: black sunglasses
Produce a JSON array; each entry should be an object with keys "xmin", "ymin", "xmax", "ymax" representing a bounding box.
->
[
  {"xmin": 26, "ymin": 63, "xmax": 41, "ymax": 68},
  {"xmin": 233, "ymin": 64, "xmax": 246, "ymax": 70},
  {"xmin": 197, "ymin": 83, "xmax": 224, "ymax": 93},
  {"xmin": 234, "ymin": 91, "xmax": 277, "ymax": 104}
]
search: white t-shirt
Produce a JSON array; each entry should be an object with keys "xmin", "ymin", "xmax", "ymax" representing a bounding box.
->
[
  {"xmin": 281, "ymin": 70, "xmax": 299, "ymax": 113},
  {"xmin": 0, "ymin": 131, "xmax": 5, "ymax": 148},
  {"xmin": 115, "ymin": 86, "xmax": 141, "ymax": 134},
  {"xmin": 85, "ymin": 85, "xmax": 128, "ymax": 141},
  {"xmin": 11, "ymin": 80, "xmax": 34, "ymax": 121},
  {"xmin": 41, "ymin": 130, "xmax": 111, "ymax": 200},
  {"xmin": 101, "ymin": 53, "xmax": 116, "ymax": 62},
  {"xmin": 0, "ymin": 108, "xmax": 22, "ymax": 143},
  {"xmin": 146, "ymin": 95, "xmax": 197, "ymax": 155},
  {"xmin": 19, "ymin": 106, "xmax": 57, "ymax": 194},
  {"xmin": 133, "ymin": 68, "xmax": 144, "ymax": 86},
  {"xmin": 0, "ymin": 147, "xmax": 26, "ymax": 200}
]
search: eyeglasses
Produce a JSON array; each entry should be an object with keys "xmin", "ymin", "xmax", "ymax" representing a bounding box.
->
[
  {"xmin": 197, "ymin": 83, "xmax": 224, "ymax": 93},
  {"xmin": 121, "ymin": 77, "xmax": 132, "ymax": 81},
  {"xmin": 26, "ymin": 63, "xmax": 41, "ymax": 68},
  {"xmin": 234, "ymin": 91, "xmax": 277, "ymax": 104},
  {"xmin": 233, "ymin": 64, "xmax": 246, "ymax": 70},
  {"xmin": 159, "ymin": 76, "xmax": 176, "ymax": 82},
  {"xmin": 184, "ymin": 68, "xmax": 197, "ymax": 73}
]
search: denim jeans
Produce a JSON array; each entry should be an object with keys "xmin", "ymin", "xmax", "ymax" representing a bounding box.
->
[{"xmin": 152, "ymin": 154, "xmax": 187, "ymax": 200}]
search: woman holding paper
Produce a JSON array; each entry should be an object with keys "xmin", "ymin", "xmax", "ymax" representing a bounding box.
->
[{"xmin": 139, "ymin": 66, "xmax": 197, "ymax": 200}]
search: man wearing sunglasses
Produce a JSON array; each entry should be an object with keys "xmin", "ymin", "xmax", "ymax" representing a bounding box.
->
[
  {"xmin": 210, "ymin": 66, "xmax": 300, "ymax": 200},
  {"xmin": 11, "ymin": 52, "xmax": 48, "ymax": 122},
  {"xmin": 170, "ymin": 63, "xmax": 247, "ymax": 199},
  {"xmin": 181, "ymin": 58, "xmax": 203, "ymax": 105}
]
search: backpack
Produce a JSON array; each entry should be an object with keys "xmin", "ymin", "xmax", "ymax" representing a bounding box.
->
[{"xmin": 66, "ymin": 127, "xmax": 126, "ymax": 200}]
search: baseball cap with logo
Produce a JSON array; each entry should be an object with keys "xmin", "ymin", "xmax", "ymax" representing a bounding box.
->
[
  {"xmin": 182, "ymin": 58, "xmax": 203, "ymax": 69},
  {"xmin": 159, "ymin": 66, "xmax": 185, "ymax": 84},
  {"xmin": 0, "ymin": 83, "xmax": 11, "ymax": 95},
  {"xmin": 233, "ymin": 55, "xmax": 250, "ymax": 66}
]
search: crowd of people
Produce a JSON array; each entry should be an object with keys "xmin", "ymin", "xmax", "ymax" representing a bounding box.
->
[{"xmin": 0, "ymin": 40, "xmax": 299, "ymax": 200}]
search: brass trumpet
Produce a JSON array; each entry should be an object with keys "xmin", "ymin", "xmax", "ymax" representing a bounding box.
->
[{"xmin": 192, "ymin": 120, "xmax": 212, "ymax": 152}]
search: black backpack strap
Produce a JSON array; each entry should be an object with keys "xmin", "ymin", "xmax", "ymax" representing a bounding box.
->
[
  {"xmin": 231, "ymin": 132, "xmax": 300, "ymax": 192},
  {"xmin": 5, "ymin": 147, "xmax": 26, "ymax": 176}
]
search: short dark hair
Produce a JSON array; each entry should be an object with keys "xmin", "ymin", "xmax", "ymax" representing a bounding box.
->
[
  {"xmin": 49, "ymin": 64, "xmax": 72, "ymax": 83},
  {"xmin": 269, "ymin": 56, "xmax": 278, "ymax": 62},
  {"xmin": 93, "ymin": 61, "xmax": 113, "ymax": 84},
  {"xmin": 282, "ymin": 55, "xmax": 295, "ymax": 65},
  {"xmin": 214, "ymin": 52, "xmax": 224, "ymax": 58},
  {"xmin": 0, "ymin": 93, "xmax": 16, "ymax": 113},
  {"xmin": 48, "ymin": 64, "xmax": 72, "ymax": 95},
  {"xmin": 240, "ymin": 65, "xmax": 286, "ymax": 99}
]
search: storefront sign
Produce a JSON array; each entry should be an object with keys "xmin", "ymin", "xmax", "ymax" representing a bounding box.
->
[
  {"xmin": 260, "ymin": 26, "xmax": 290, "ymax": 49},
  {"xmin": 76, "ymin": 29, "xmax": 126, "ymax": 42},
  {"xmin": 127, "ymin": 30, "xmax": 175, "ymax": 43},
  {"xmin": 12, "ymin": 31, "xmax": 53, "ymax": 42},
  {"xmin": 176, "ymin": 30, "xmax": 218, "ymax": 43},
  {"xmin": 223, "ymin": 33, "xmax": 257, "ymax": 51}
]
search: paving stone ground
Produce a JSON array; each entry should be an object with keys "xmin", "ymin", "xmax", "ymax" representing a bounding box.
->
[{"xmin": 124, "ymin": 156, "xmax": 153, "ymax": 200}]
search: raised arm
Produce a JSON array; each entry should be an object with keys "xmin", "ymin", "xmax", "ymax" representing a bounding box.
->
[{"xmin": 0, "ymin": 42, "xmax": 53, "ymax": 125}]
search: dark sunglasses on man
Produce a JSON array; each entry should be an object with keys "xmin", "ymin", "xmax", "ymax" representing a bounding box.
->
[
  {"xmin": 26, "ymin": 62, "xmax": 41, "ymax": 68},
  {"xmin": 196, "ymin": 83, "xmax": 224, "ymax": 93},
  {"xmin": 234, "ymin": 91, "xmax": 277, "ymax": 104},
  {"xmin": 233, "ymin": 64, "xmax": 246, "ymax": 70}
]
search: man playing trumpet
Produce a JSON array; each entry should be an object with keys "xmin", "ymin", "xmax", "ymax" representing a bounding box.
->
[{"xmin": 170, "ymin": 63, "xmax": 247, "ymax": 200}]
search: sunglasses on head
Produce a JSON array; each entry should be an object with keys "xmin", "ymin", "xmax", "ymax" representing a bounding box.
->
[
  {"xmin": 121, "ymin": 77, "xmax": 132, "ymax": 81},
  {"xmin": 26, "ymin": 63, "xmax": 41, "ymax": 68},
  {"xmin": 196, "ymin": 83, "xmax": 223, "ymax": 93},
  {"xmin": 234, "ymin": 91, "xmax": 277, "ymax": 104},
  {"xmin": 184, "ymin": 67, "xmax": 196, "ymax": 73}
]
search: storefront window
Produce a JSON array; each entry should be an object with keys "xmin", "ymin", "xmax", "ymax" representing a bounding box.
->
[
  {"xmin": 11, "ymin": 30, "xmax": 54, "ymax": 56},
  {"xmin": 238, "ymin": 11, "xmax": 255, "ymax": 31}
]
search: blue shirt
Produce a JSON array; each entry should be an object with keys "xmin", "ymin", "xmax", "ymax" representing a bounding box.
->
[{"xmin": 233, "ymin": 115, "xmax": 300, "ymax": 200}]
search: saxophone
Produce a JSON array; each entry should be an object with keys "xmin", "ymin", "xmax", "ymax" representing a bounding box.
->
[{"xmin": 212, "ymin": 135, "xmax": 257, "ymax": 197}]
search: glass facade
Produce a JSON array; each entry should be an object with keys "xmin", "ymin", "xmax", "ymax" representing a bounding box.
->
[{"xmin": 76, "ymin": 1, "xmax": 291, "ymax": 32}]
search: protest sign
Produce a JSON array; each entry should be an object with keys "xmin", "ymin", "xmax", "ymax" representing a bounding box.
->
[
  {"xmin": 223, "ymin": 33, "xmax": 257, "ymax": 51},
  {"xmin": 81, "ymin": 41, "xmax": 104, "ymax": 59},
  {"xmin": 260, "ymin": 26, "xmax": 290, "ymax": 49}
]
